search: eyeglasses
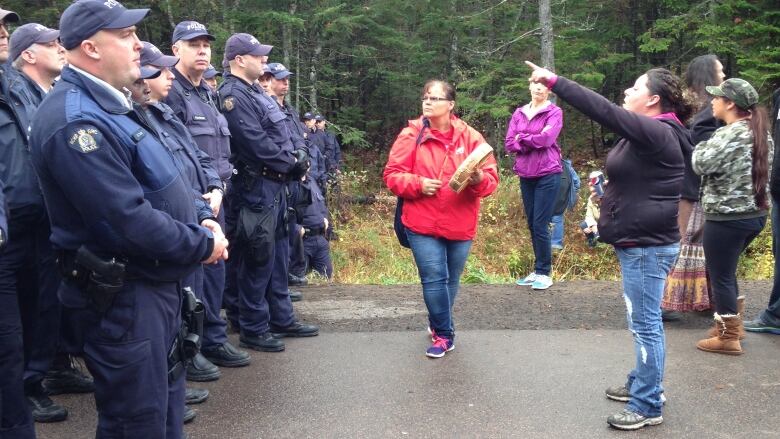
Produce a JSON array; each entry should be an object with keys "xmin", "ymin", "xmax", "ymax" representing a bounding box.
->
[{"xmin": 421, "ymin": 96, "xmax": 450, "ymax": 103}]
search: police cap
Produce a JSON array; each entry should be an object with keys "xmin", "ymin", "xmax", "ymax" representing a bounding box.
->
[
  {"xmin": 9, "ymin": 23, "xmax": 60, "ymax": 63},
  {"xmin": 140, "ymin": 41, "xmax": 178, "ymax": 68},
  {"xmin": 172, "ymin": 21, "xmax": 214, "ymax": 43},
  {"xmin": 224, "ymin": 33, "xmax": 272, "ymax": 62},
  {"xmin": 59, "ymin": 0, "xmax": 148, "ymax": 50}
]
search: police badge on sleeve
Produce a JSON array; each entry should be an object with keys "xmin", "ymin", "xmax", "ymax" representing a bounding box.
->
[{"xmin": 67, "ymin": 126, "xmax": 102, "ymax": 154}]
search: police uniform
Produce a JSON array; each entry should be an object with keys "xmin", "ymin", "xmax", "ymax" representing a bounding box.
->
[
  {"xmin": 300, "ymin": 179, "xmax": 333, "ymax": 278},
  {"xmin": 0, "ymin": 24, "xmax": 69, "ymax": 423},
  {"xmin": 0, "ymin": 11, "xmax": 35, "ymax": 435},
  {"xmin": 29, "ymin": 3, "xmax": 216, "ymax": 436},
  {"xmin": 164, "ymin": 23, "xmax": 232, "ymax": 365},
  {"xmin": 218, "ymin": 33, "xmax": 317, "ymax": 351}
]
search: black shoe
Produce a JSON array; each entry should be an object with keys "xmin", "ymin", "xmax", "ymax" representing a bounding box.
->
[
  {"xmin": 288, "ymin": 274, "xmax": 308, "ymax": 286},
  {"xmin": 270, "ymin": 322, "xmax": 319, "ymax": 338},
  {"xmin": 43, "ymin": 357, "xmax": 95, "ymax": 395},
  {"xmin": 662, "ymin": 310, "xmax": 682, "ymax": 322},
  {"xmin": 26, "ymin": 382, "xmax": 68, "ymax": 423},
  {"xmin": 289, "ymin": 290, "xmax": 303, "ymax": 302},
  {"xmin": 185, "ymin": 387, "xmax": 209, "ymax": 405},
  {"xmin": 186, "ymin": 353, "xmax": 221, "ymax": 382},
  {"xmin": 239, "ymin": 332, "xmax": 285, "ymax": 352},
  {"xmin": 183, "ymin": 405, "xmax": 196, "ymax": 424},
  {"xmin": 202, "ymin": 342, "xmax": 251, "ymax": 367}
]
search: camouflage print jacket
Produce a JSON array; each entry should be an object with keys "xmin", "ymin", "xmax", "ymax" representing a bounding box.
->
[{"xmin": 692, "ymin": 119, "xmax": 774, "ymax": 220}]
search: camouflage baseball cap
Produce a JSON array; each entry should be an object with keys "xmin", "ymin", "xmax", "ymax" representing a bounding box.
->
[{"xmin": 705, "ymin": 78, "xmax": 758, "ymax": 109}]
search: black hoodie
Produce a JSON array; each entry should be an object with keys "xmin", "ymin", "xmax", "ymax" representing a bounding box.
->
[{"xmin": 551, "ymin": 76, "xmax": 685, "ymax": 247}]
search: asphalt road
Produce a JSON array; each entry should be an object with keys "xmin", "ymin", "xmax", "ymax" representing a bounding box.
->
[{"xmin": 36, "ymin": 280, "xmax": 780, "ymax": 438}]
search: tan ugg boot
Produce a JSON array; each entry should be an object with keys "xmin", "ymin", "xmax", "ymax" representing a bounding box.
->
[
  {"xmin": 706, "ymin": 296, "xmax": 745, "ymax": 339},
  {"xmin": 697, "ymin": 313, "xmax": 743, "ymax": 355}
]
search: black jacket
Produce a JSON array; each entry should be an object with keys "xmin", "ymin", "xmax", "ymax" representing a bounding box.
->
[
  {"xmin": 684, "ymin": 101, "xmax": 722, "ymax": 201},
  {"xmin": 552, "ymin": 76, "xmax": 685, "ymax": 247},
  {"xmin": 770, "ymin": 89, "xmax": 780, "ymax": 200}
]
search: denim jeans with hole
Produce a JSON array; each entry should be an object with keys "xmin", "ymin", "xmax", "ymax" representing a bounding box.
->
[
  {"xmin": 519, "ymin": 173, "xmax": 561, "ymax": 275},
  {"xmin": 615, "ymin": 243, "xmax": 679, "ymax": 418},
  {"xmin": 406, "ymin": 230, "xmax": 472, "ymax": 339}
]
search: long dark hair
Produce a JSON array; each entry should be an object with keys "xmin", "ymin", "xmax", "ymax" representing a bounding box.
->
[
  {"xmin": 684, "ymin": 55, "xmax": 722, "ymax": 110},
  {"xmin": 733, "ymin": 102, "xmax": 771, "ymax": 209},
  {"xmin": 646, "ymin": 68, "xmax": 695, "ymax": 123}
]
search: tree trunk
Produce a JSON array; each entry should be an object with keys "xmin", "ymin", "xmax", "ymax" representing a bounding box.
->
[
  {"xmin": 309, "ymin": 41, "xmax": 321, "ymax": 110},
  {"xmin": 282, "ymin": 1, "xmax": 296, "ymax": 69},
  {"xmin": 538, "ymin": 0, "xmax": 555, "ymax": 72}
]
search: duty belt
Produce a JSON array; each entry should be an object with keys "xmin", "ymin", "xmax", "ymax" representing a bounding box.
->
[{"xmin": 303, "ymin": 226, "xmax": 326, "ymax": 238}]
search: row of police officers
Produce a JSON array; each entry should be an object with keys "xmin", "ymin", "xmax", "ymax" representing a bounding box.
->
[{"xmin": 0, "ymin": 0, "xmax": 336, "ymax": 437}]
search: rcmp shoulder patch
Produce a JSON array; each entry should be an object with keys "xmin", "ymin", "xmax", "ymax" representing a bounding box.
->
[
  {"xmin": 67, "ymin": 125, "xmax": 103, "ymax": 154},
  {"xmin": 223, "ymin": 96, "xmax": 235, "ymax": 112}
]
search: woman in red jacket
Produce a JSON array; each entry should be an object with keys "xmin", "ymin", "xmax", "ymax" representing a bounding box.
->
[{"xmin": 383, "ymin": 80, "xmax": 499, "ymax": 358}]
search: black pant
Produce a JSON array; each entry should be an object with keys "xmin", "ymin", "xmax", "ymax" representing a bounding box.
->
[{"xmin": 703, "ymin": 216, "xmax": 766, "ymax": 315}]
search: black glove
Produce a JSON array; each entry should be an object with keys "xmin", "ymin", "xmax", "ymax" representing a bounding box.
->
[{"xmin": 290, "ymin": 149, "xmax": 310, "ymax": 180}]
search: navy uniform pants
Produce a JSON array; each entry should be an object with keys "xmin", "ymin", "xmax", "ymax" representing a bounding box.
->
[
  {"xmin": 0, "ymin": 249, "xmax": 35, "ymax": 438},
  {"xmin": 72, "ymin": 279, "xmax": 185, "ymax": 438},
  {"xmin": 0, "ymin": 210, "xmax": 61, "ymax": 389},
  {"xmin": 200, "ymin": 206, "xmax": 227, "ymax": 349},
  {"xmin": 303, "ymin": 234, "xmax": 333, "ymax": 279},
  {"xmin": 225, "ymin": 178, "xmax": 295, "ymax": 335}
]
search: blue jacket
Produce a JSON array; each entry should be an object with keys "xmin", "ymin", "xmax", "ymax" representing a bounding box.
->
[
  {"xmin": 300, "ymin": 178, "xmax": 328, "ymax": 230},
  {"xmin": 0, "ymin": 67, "xmax": 45, "ymax": 216},
  {"xmin": 323, "ymin": 130, "xmax": 341, "ymax": 171},
  {"xmin": 142, "ymin": 102, "xmax": 221, "ymax": 223},
  {"xmin": 29, "ymin": 67, "xmax": 213, "ymax": 287},
  {"xmin": 218, "ymin": 74, "xmax": 296, "ymax": 175},
  {"xmin": 166, "ymin": 68, "xmax": 233, "ymax": 181}
]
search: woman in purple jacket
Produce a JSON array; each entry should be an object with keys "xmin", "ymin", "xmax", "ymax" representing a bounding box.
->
[
  {"xmin": 525, "ymin": 61, "xmax": 693, "ymax": 431},
  {"xmin": 505, "ymin": 81, "xmax": 563, "ymax": 290}
]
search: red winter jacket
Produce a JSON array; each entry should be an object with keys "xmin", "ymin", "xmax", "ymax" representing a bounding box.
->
[{"xmin": 383, "ymin": 115, "xmax": 499, "ymax": 240}]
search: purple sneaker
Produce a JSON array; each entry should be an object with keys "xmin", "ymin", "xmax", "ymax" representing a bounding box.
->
[{"xmin": 426, "ymin": 335, "xmax": 454, "ymax": 358}]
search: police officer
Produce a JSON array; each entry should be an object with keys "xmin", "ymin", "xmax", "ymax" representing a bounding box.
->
[
  {"xmin": 166, "ymin": 20, "xmax": 239, "ymax": 381},
  {"xmin": 0, "ymin": 6, "xmax": 36, "ymax": 437},
  {"xmin": 300, "ymin": 174, "xmax": 333, "ymax": 279},
  {"xmin": 6, "ymin": 20, "xmax": 92, "ymax": 423},
  {"xmin": 317, "ymin": 115, "xmax": 342, "ymax": 173},
  {"xmin": 219, "ymin": 33, "xmax": 319, "ymax": 352},
  {"xmin": 267, "ymin": 62, "xmax": 310, "ymax": 296},
  {"xmin": 28, "ymin": 1, "xmax": 228, "ymax": 437},
  {"xmin": 203, "ymin": 64, "xmax": 221, "ymax": 92}
]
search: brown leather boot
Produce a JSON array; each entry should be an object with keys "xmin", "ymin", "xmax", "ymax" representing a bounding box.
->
[
  {"xmin": 697, "ymin": 313, "xmax": 743, "ymax": 355},
  {"xmin": 706, "ymin": 296, "xmax": 745, "ymax": 339}
]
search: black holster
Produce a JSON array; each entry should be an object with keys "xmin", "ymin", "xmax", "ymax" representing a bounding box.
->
[
  {"xmin": 58, "ymin": 246, "xmax": 126, "ymax": 313},
  {"xmin": 167, "ymin": 286, "xmax": 204, "ymax": 382}
]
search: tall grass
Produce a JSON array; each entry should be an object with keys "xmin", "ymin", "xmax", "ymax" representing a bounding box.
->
[{"xmin": 324, "ymin": 168, "xmax": 774, "ymax": 285}]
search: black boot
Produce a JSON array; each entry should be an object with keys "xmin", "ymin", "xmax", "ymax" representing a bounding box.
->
[
  {"xmin": 289, "ymin": 290, "xmax": 303, "ymax": 302},
  {"xmin": 186, "ymin": 353, "xmax": 221, "ymax": 382},
  {"xmin": 183, "ymin": 405, "xmax": 196, "ymax": 424},
  {"xmin": 25, "ymin": 380, "xmax": 68, "ymax": 423},
  {"xmin": 202, "ymin": 341, "xmax": 250, "ymax": 367},
  {"xmin": 185, "ymin": 387, "xmax": 209, "ymax": 405},
  {"xmin": 239, "ymin": 332, "xmax": 285, "ymax": 352},
  {"xmin": 270, "ymin": 322, "xmax": 319, "ymax": 338},
  {"xmin": 43, "ymin": 354, "xmax": 95, "ymax": 395}
]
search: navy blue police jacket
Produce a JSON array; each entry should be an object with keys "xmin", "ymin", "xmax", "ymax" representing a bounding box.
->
[
  {"xmin": 166, "ymin": 68, "xmax": 233, "ymax": 181},
  {"xmin": 300, "ymin": 178, "xmax": 329, "ymax": 230},
  {"xmin": 29, "ymin": 67, "xmax": 214, "ymax": 306},
  {"xmin": 323, "ymin": 130, "xmax": 341, "ymax": 171},
  {"xmin": 277, "ymin": 101, "xmax": 308, "ymax": 153},
  {"xmin": 308, "ymin": 142, "xmax": 327, "ymax": 189},
  {"xmin": 0, "ymin": 66, "xmax": 45, "ymax": 218},
  {"xmin": 218, "ymin": 73, "xmax": 296, "ymax": 183},
  {"xmin": 142, "ymin": 101, "xmax": 222, "ymax": 224}
]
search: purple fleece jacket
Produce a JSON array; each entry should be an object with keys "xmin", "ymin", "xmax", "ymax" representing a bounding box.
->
[{"xmin": 504, "ymin": 102, "xmax": 563, "ymax": 178}]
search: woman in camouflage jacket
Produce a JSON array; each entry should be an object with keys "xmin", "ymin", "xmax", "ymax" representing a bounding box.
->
[{"xmin": 692, "ymin": 78, "xmax": 774, "ymax": 355}]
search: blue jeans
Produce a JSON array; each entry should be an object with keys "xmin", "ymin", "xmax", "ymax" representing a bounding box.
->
[
  {"xmin": 550, "ymin": 214, "xmax": 564, "ymax": 247},
  {"xmin": 614, "ymin": 243, "xmax": 679, "ymax": 418},
  {"xmin": 406, "ymin": 230, "xmax": 472, "ymax": 339},
  {"xmin": 761, "ymin": 196, "xmax": 780, "ymax": 326},
  {"xmin": 520, "ymin": 173, "xmax": 561, "ymax": 275}
]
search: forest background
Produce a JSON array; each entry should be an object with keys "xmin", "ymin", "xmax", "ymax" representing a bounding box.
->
[{"xmin": 6, "ymin": 0, "xmax": 779, "ymax": 283}]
